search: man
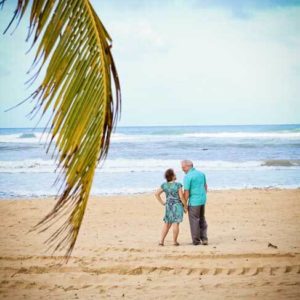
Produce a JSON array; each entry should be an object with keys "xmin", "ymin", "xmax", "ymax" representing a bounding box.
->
[{"xmin": 181, "ymin": 160, "xmax": 208, "ymax": 245}]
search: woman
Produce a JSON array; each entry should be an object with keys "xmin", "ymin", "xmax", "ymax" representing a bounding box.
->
[{"xmin": 155, "ymin": 168, "xmax": 187, "ymax": 246}]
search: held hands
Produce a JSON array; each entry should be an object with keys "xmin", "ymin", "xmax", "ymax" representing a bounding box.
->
[{"xmin": 183, "ymin": 205, "xmax": 188, "ymax": 214}]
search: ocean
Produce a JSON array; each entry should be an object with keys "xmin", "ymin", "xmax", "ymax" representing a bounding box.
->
[{"xmin": 0, "ymin": 124, "xmax": 299, "ymax": 198}]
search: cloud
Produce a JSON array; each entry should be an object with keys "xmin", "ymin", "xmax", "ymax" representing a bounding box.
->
[
  {"xmin": 93, "ymin": 0, "xmax": 300, "ymax": 20},
  {"xmin": 0, "ymin": 0, "xmax": 299, "ymax": 127},
  {"xmin": 97, "ymin": 3, "xmax": 300, "ymax": 125},
  {"xmin": 109, "ymin": 20, "xmax": 168, "ymax": 60}
]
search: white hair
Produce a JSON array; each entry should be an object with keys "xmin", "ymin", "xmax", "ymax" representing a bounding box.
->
[{"xmin": 181, "ymin": 160, "xmax": 193, "ymax": 167}]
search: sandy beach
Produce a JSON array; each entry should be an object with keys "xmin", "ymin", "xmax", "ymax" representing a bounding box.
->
[{"xmin": 0, "ymin": 189, "xmax": 300, "ymax": 299}]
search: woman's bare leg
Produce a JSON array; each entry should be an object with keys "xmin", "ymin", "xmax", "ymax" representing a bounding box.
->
[
  {"xmin": 172, "ymin": 223, "xmax": 180, "ymax": 245},
  {"xmin": 160, "ymin": 223, "xmax": 172, "ymax": 245}
]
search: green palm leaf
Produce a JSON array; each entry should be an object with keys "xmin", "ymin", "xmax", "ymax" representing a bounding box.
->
[{"xmin": 2, "ymin": 0, "xmax": 121, "ymax": 260}]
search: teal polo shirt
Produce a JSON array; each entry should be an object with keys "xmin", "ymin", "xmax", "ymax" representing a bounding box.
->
[{"xmin": 184, "ymin": 167, "xmax": 207, "ymax": 206}]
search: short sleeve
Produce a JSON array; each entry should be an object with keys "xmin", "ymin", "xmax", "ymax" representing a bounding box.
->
[
  {"xmin": 204, "ymin": 174, "xmax": 207, "ymax": 185},
  {"xmin": 177, "ymin": 182, "xmax": 183, "ymax": 189},
  {"xmin": 160, "ymin": 183, "xmax": 165, "ymax": 191},
  {"xmin": 184, "ymin": 176, "xmax": 191, "ymax": 191}
]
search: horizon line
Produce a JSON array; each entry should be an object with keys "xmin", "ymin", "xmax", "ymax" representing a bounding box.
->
[{"xmin": 0, "ymin": 123, "xmax": 299, "ymax": 129}]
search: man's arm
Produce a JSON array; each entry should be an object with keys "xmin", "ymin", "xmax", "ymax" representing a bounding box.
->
[
  {"xmin": 183, "ymin": 175, "xmax": 191, "ymax": 205},
  {"xmin": 184, "ymin": 190, "xmax": 189, "ymax": 205},
  {"xmin": 179, "ymin": 187, "xmax": 188, "ymax": 213}
]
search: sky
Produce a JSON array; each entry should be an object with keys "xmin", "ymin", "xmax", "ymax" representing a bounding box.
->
[{"xmin": 0, "ymin": 0, "xmax": 300, "ymax": 128}]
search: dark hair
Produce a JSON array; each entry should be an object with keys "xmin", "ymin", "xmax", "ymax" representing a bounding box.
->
[{"xmin": 165, "ymin": 168, "xmax": 175, "ymax": 182}]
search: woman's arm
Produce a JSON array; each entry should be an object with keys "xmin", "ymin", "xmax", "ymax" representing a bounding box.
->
[
  {"xmin": 178, "ymin": 187, "xmax": 188, "ymax": 213},
  {"xmin": 155, "ymin": 188, "xmax": 165, "ymax": 206}
]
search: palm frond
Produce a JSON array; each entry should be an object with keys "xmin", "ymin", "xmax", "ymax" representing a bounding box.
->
[{"xmin": 2, "ymin": 0, "xmax": 121, "ymax": 260}]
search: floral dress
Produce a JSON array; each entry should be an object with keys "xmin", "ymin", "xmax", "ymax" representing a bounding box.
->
[{"xmin": 161, "ymin": 182, "xmax": 184, "ymax": 223}]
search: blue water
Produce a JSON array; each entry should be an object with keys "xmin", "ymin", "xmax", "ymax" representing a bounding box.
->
[{"xmin": 0, "ymin": 124, "xmax": 299, "ymax": 198}]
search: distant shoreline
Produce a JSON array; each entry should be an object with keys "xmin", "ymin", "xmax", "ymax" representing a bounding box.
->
[{"xmin": 1, "ymin": 188, "xmax": 300, "ymax": 201}]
